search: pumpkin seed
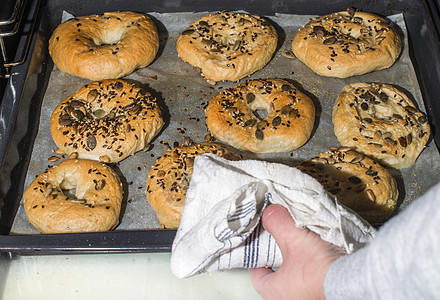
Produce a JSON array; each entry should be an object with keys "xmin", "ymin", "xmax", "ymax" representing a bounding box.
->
[
  {"xmin": 350, "ymin": 156, "xmax": 364, "ymax": 163},
  {"xmin": 107, "ymin": 112, "xmax": 115, "ymax": 119},
  {"xmin": 126, "ymin": 124, "xmax": 131, "ymax": 132},
  {"xmin": 93, "ymin": 109, "xmax": 105, "ymax": 119},
  {"xmin": 405, "ymin": 105, "xmax": 417, "ymax": 113},
  {"xmin": 129, "ymin": 104, "xmax": 142, "ymax": 114},
  {"xmin": 99, "ymin": 155, "xmax": 110, "ymax": 163},
  {"xmin": 58, "ymin": 114, "xmax": 73, "ymax": 126},
  {"xmin": 87, "ymin": 135, "xmax": 97, "ymax": 150},
  {"xmin": 398, "ymin": 136, "xmax": 407, "ymax": 147},
  {"xmin": 87, "ymin": 89, "xmax": 98, "ymax": 102},
  {"xmin": 114, "ymin": 81, "xmax": 123, "ymax": 91},
  {"xmin": 385, "ymin": 137, "xmax": 397, "ymax": 146},
  {"xmin": 281, "ymin": 84, "xmax": 292, "ymax": 92},
  {"xmin": 329, "ymin": 188, "xmax": 341, "ymax": 195},
  {"xmin": 244, "ymin": 119, "xmax": 257, "ymax": 127},
  {"xmin": 157, "ymin": 170, "xmax": 166, "ymax": 177},
  {"xmin": 45, "ymin": 186, "xmax": 53, "ymax": 198},
  {"xmin": 323, "ymin": 37, "xmax": 337, "ymax": 45},
  {"xmin": 198, "ymin": 20, "xmax": 209, "ymax": 27},
  {"xmin": 348, "ymin": 176, "xmax": 362, "ymax": 184},
  {"xmin": 280, "ymin": 105, "xmax": 292, "ymax": 115},
  {"xmin": 246, "ymin": 93, "xmax": 255, "ymax": 104},
  {"xmin": 363, "ymin": 117, "xmax": 373, "ymax": 124},
  {"xmin": 182, "ymin": 29, "xmax": 195, "ymax": 35},
  {"xmin": 418, "ymin": 115, "xmax": 428, "ymax": 124},
  {"xmin": 374, "ymin": 131, "xmax": 382, "ymax": 140},
  {"xmin": 272, "ymin": 116, "xmax": 281, "ymax": 127},
  {"xmin": 378, "ymin": 92, "xmax": 388, "ymax": 103},
  {"xmin": 407, "ymin": 133, "xmax": 413, "ymax": 145},
  {"xmin": 347, "ymin": 6, "xmax": 356, "ymax": 18},
  {"xmin": 255, "ymin": 129, "xmax": 264, "ymax": 140},
  {"xmin": 361, "ymin": 103, "xmax": 369, "ymax": 110},
  {"xmin": 72, "ymin": 110, "xmax": 85, "ymax": 120},
  {"xmin": 257, "ymin": 120, "xmax": 268, "ymax": 130},
  {"xmin": 70, "ymin": 100, "xmax": 83, "ymax": 108}
]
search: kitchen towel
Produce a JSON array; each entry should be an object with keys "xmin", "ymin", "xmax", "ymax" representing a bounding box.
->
[{"xmin": 170, "ymin": 154, "xmax": 376, "ymax": 278}]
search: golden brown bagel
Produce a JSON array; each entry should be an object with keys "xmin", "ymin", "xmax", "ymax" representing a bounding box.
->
[
  {"xmin": 292, "ymin": 10, "xmax": 401, "ymax": 78},
  {"xmin": 332, "ymin": 82, "xmax": 430, "ymax": 169},
  {"xmin": 205, "ymin": 79, "xmax": 315, "ymax": 153},
  {"xmin": 298, "ymin": 148, "xmax": 398, "ymax": 225},
  {"xmin": 23, "ymin": 159, "xmax": 123, "ymax": 233},
  {"xmin": 50, "ymin": 79, "xmax": 164, "ymax": 163},
  {"xmin": 176, "ymin": 12, "xmax": 278, "ymax": 83},
  {"xmin": 49, "ymin": 11, "xmax": 159, "ymax": 80},
  {"xmin": 146, "ymin": 143, "xmax": 240, "ymax": 229}
]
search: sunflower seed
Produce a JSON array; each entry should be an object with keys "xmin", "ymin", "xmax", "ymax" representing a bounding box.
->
[
  {"xmin": 99, "ymin": 155, "xmax": 110, "ymax": 163},
  {"xmin": 407, "ymin": 133, "xmax": 413, "ymax": 145},
  {"xmin": 55, "ymin": 149, "xmax": 65, "ymax": 155},
  {"xmin": 281, "ymin": 84, "xmax": 292, "ymax": 92},
  {"xmin": 350, "ymin": 156, "xmax": 364, "ymax": 163},
  {"xmin": 48, "ymin": 156, "xmax": 59, "ymax": 162},
  {"xmin": 69, "ymin": 152, "xmax": 78, "ymax": 159},
  {"xmin": 405, "ymin": 105, "xmax": 417, "ymax": 113},
  {"xmin": 45, "ymin": 186, "xmax": 53, "ymax": 198},
  {"xmin": 366, "ymin": 169, "xmax": 378, "ymax": 176},
  {"xmin": 374, "ymin": 131, "xmax": 382, "ymax": 140},
  {"xmin": 366, "ymin": 189, "xmax": 376, "ymax": 202},
  {"xmin": 157, "ymin": 170, "xmax": 166, "ymax": 177}
]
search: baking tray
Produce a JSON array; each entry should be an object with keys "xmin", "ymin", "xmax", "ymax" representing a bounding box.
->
[{"xmin": 1, "ymin": 0, "xmax": 440, "ymax": 255}]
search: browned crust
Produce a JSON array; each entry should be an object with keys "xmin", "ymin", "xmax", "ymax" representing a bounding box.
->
[
  {"xmin": 332, "ymin": 82, "xmax": 430, "ymax": 169},
  {"xmin": 50, "ymin": 79, "xmax": 164, "ymax": 163},
  {"xmin": 292, "ymin": 11, "xmax": 401, "ymax": 78},
  {"xmin": 205, "ymin": 79, "xmax": 315, "ymax": 153},
  {"xmin": 176, "ymin": 12, "xmax": 278, "ymax": 82},
  {"xmin": 23, "ymin": 159, "xmax": 123, "ymax": 233},
  {"xmin": 49, "ymin": 11, "xmax": 159, "ymax": 80},
  {"xmin": 146, "ymin": 143, "xmax": 240, "ymax": 229},
  {"xmin": 298, "ymin": 148, "xmax": 398, "ymax": 225}
]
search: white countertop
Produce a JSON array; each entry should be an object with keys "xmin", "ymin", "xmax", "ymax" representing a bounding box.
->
[{"xmin": 0, "ymin": 252, "xmax": 261, "ymax": 299}]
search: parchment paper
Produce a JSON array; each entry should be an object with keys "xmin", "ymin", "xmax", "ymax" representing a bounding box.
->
[{"xmin": 11, "ymin": 12, "xmax": 440, "ymax": 234}]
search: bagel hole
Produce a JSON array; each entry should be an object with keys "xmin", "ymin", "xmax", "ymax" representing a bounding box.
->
[
  {"xmin": 252, "ymin": 109, "xmax": 268, "ymax": 120},
  {"xmin": 62, "ymin": 188, "xmax": 77, "ymax": 198}
]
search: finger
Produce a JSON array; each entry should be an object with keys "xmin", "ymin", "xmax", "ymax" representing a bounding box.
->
[
  {"xmin": 261, "ymin": 204, "xmax": 300, "ymax": 252},
  {"xmin": 249, "ymin": 267, "xmax": 274, "ymax": 295}
]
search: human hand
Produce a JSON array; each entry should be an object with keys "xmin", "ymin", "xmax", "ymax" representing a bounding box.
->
[{"xmin": 249, "ymin": 204, "xmax": 345, "ymax": 300}]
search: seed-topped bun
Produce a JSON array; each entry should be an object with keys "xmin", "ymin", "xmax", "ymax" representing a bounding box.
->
[
  {"xmin": 50, "ymin": 79, "xmax": 164, "ymax": 163},
  {"xmin": 292, "ymin": 9, "xmax": 401, "ymax": 78},
  {"xmin": 176, "ymin": 12, "xmax": 278, "ymax": 83},
  {"xmin": 146, "ymin": 143, "xmax": 240, "ymax": 229},
  {"xmin": 205, "ymin": 79, "xmax": 315, "ymax": 153},
  {"xmin": 49, "ymin": 11, "xmax": 159, "ymax": 80},
  {"xmin": 298, "ymin": 147, "xmax": 398, "ymax": 225},
  {"xmin": 23, "ymin": 159, "xmax": 123, "ymax": 233},
  {"xmin": 332, "ymin": 82, "xmax": 430, "ymax": 169}
]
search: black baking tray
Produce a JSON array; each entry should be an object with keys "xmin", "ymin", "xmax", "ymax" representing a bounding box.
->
[{"xmin": 1, "ymin": 0, "xmax": 440, "ymax": 255}]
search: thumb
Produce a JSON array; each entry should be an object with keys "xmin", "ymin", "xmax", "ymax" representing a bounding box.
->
[{"xmin": 261, "ymin": 204, "xmax": 301, "ymax": 256}]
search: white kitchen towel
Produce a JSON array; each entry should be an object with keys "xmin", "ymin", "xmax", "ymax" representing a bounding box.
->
[{"xmin": 170, "ymin": 154, "xmax": 376, "ymax": 278}]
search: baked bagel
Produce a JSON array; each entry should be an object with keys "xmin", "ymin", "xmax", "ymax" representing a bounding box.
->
[
  {"xmin": 49, "ymin": 11, "xmax": 159, "ymax": 80},
  {"xmin": 298, "ymin": 147, "xmax": 398, "ymax": 225},
  {"xmin": 146, "ymin": 143, "xmax": 240, "ymax": 229},
  {"xmin": 50, "ymin": 79, "xmax": 164, "ymax": 163},
  {"xmin": 291, "ymin": 9, "xmax": 401, "ymax": 78},
  {"xmin": 332, "ymin": 83, "xmax": 430, "ymax": 169},
  {"xmin": 176, "ymin": 12, "xmax": 278, "ymax": 83},
  {"xmin": 205, "ymin": 79, "xmax": 315, "ymax": 153},
  {"xmin": 23, "ymin": 159, "xmax": 123, "ymax": 233}
]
